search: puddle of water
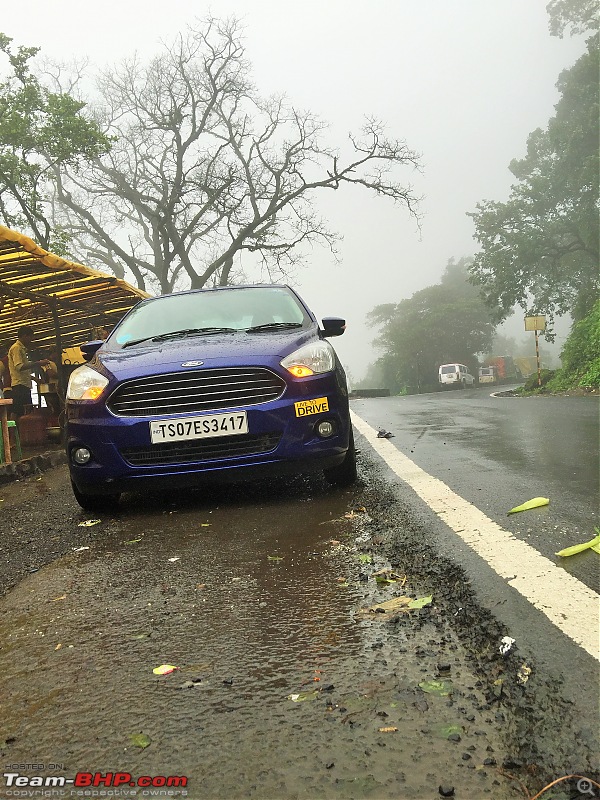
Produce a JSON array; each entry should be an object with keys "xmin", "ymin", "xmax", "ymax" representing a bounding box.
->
[{"xmin": 0, "ymin": 482, "xmax": 520, "ymax": 799}]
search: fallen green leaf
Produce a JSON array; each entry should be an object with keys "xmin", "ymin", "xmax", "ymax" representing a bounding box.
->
[
  {"xmin": 78, "ymin": 519, "xmax": 101, "ymax": 527},
  {"xmin": 130, "ymin": 733, "xmax": 151, "ymax": 749},
  {"xmin": 153, "ymin": 664, "xmax": 178, "ymax": 675},
  {"xmin": 437, "ymin": 724, "xmax": 463, "ymax": 739},
  {"xmin": 357, "ymin": 554, "xmax": 373, "ymax": 564},
  {"xmin": 125, "ymin": 538, "xmax": 143, "ymax": 544},
  {"xmin": 507, "ymin": 497, "xmax": 549, "ymax": 515},
  {"xmin": 366, "ymin": 596, "xmax": 413, "ymax": 613},
  {"xmin": 556, "ymin": 531, "xmax": 600, "ymax": 557},
  {"xmin": 287, "ymin": 690, "xmax": 318, "ymax": 702},
  {"xmin": 408, "ymin": 595, "xmax": 433, "ymax": 609},
  {"xmin": 419, "ymin": 680, "xmax": 453, "ymax": 696}
]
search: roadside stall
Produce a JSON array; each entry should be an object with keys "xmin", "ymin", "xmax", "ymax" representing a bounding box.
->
[{"xmin": 0, "ymin": 225, "xmax": 150, "ymax": 461}]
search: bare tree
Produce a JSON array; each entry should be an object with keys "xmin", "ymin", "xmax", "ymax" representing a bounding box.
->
[{"xmin": 53, "ymin": 17, "xmax": 421, "ymax": 293}]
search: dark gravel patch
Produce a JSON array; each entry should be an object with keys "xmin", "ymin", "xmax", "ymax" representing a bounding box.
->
[{"xmin": 1, "ymin": 464, "xmax": 97, "ymax": 597}]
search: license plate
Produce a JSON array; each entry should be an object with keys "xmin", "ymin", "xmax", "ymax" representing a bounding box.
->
[{"xmin": 149, "ymin": 412, "xmax": 248, "ymax": 444}]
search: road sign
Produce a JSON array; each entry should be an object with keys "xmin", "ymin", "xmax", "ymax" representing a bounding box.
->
[
  {"xmin": 524, "ymin": 316, "xmax": 546, "ymax": 386},
  {"xmin": 525, "ymin": 315, "xmax": 546, "ymax": 331}
]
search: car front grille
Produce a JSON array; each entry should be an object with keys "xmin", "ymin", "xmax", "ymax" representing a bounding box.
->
[
  {"xmin": 107, "ymin": 367, "xmax": 286, "ymax": 417},
  {"xmin": 120, "ymin": 432, "xmax": 281, "ymax": 466}
]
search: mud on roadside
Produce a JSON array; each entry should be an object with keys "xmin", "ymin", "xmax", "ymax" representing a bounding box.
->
[{"xmin": 346, "ymin": 453, "xmax": 599, "ymax": 799}]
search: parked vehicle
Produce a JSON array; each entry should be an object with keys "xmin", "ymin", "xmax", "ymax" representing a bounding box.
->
[
  {"xmin": 487, "ymin": 355, "xmax": 519, "ymax": 381},
  {"xmin": 478, "ymin": 365, "xmax": 497, "ymax": 384},
  {"xmin": 438, "ymin": 363, "xmax": 476, "ymax": 388},
  {"xmin": 513, "ymin": 357, "xmax": 536, "ymax": 378},
  {"xmin": 66, "ymin": 285, "xmax": 356, "ymax": 510}
]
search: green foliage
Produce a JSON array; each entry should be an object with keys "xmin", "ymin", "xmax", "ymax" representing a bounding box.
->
[
  {"xmin": 468, "ymin": 37, "xmax": 599, "ymax": 329},
  {"xmin": 0, "ymin": 33, "xmax": 111, "ymax": 250},
  {"xmin": 520, "ymin": 369, "xmax": 556, "ymax": 392},
  {"xmin": 546, "ymin": 0, "xmax": 599, "ymax": 37},
  {"xmin": 366, "ymin": 258, "xmax": 497, "ymax": 392},
  {"xmin": 548, "ymin": 300, "xmax": 600, "ymax": 388}
]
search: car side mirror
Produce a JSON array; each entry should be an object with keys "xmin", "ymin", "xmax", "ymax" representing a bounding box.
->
[
  {"xmin": 80, "ymin": 340, "xmax": 104, "ymax": 362},
  {"xmin": 320, "ymin": 317, "xmax": 346, "ymax": 337}
]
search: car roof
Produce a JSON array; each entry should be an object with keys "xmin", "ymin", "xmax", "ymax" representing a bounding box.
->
[{"xmin": 151, "ymin": 284, "xmax": 292, "ymax": 302}]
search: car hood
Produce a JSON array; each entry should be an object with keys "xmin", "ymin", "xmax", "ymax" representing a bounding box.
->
[{"xmin": 94, "ymin": 328, "xmax": 317, "ymax": 382}]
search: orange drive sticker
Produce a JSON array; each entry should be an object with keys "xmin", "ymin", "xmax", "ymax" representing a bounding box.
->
[{"xmin": 294, "ymin": 397, "xmax": 329, "ymax": 417}]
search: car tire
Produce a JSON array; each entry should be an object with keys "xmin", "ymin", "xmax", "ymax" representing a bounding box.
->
[
  {"xmin": 324, "ymin": 428, "xmax": 357, "ymax": 487},
  {"xmin": 71, "ymin": 480, "xmax": 120, "ymax": 512}
]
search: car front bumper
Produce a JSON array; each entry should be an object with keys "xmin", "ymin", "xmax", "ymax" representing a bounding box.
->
[{"xmin": 67, "ymin": 378, "xmax": 351, "ymax": 495}]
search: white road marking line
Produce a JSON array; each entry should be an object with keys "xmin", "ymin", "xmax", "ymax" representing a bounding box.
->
[{"xmin": 351, "ymin": 410, "xmax": 600, "ymax": 660}]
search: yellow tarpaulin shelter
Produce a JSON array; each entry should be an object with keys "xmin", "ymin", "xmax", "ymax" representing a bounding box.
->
[{"xmin": 0, "ymin": 225, "xmax": 151, "ymax": 353}]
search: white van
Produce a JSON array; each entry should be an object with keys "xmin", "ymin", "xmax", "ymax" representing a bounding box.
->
[
  {"xmin": 478, "ymin": 366, "xmax": 497, "ymax": 384},
  {"xmin": 438, "ymin": 363, "xmax": 475, "ymax": 388}
]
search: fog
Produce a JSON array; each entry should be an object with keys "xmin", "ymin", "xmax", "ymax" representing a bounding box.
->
[{"xmin": 1, "ymin": 0, "xmax": 586, "ymax": 378}]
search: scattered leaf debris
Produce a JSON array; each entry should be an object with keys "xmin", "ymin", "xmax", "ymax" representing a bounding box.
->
[
  {"xmin": 419, "ymin": 680, "xmax": 453, "ymax": 696},
  {"xmin": 555, "ymin": 529, "xmax": 600, "ymax": 557},
  {"xmin": 153, "ymin": 664, "xmax": 179, "ymax": 675},
  {"xmin": 507, "ymin": 497, "xmax": 549, "ymax": 514},
  {"xmin": 129, "ymin": 733, "xmax": 152, "ymax": 749}
]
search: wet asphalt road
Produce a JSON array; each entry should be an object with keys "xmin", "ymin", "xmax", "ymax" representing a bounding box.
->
[
  {"xmin": 1, "ymin": 465, "xmax": 529, "ymax": 800},
  {"xmin": 0, "ymin": 389, "xmax": 598, "ymax": 800},
  {"xmin": 352, "ymin": 388, "xmax": 599, "ymax": 591}
]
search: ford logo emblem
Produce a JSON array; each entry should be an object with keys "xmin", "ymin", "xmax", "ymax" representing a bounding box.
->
[{"xmin": 181, "ymin": 360, "xmax": 204, "ymax": 367}]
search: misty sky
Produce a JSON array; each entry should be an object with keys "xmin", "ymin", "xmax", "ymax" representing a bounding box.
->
[{"xmin": 1, "ymin": 1, "xmax": 587, "ymax": 378}]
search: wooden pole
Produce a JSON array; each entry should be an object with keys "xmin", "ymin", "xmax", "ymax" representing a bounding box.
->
[
  {"xmin": 49, "ymin": 302, "xmax": 65, "ymax": 398},
  {"xmin": 0, "ymin": 398, "xmax": 13, "ymax": 464},
  {"xmin": 535, "ymin": 329, "xmax": 541, "ymax": 387}
]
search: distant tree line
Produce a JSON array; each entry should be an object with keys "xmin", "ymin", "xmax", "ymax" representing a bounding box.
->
[{"xmin": 362, "ymin": 258, "xmax": 497, "ymax": 394}]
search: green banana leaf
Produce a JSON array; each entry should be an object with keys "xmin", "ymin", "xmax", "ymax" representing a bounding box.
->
[
  {"xmin": 556, "ymin": 531, "xmax": 600, "ymax": 558},
  {"xmin": 507, "ymin": 497, "xmax": 549, "ymax": 515}
]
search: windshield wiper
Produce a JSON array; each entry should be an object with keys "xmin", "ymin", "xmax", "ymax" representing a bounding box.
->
[
  {"xmin": 122, "ymin": 327, "xmax": 237, "ymax": 348},
  {"xmin": 246, "ymin": 322, "xmax": 303, "ymax": 333}
]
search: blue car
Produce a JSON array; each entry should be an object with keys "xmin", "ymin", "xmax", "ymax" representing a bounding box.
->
[{"xmin": 66, "ymin": 284, "xmax": 356, "ymax": 510}]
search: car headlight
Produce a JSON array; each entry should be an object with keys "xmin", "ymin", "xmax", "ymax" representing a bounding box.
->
[
  {"xmin": 280, "ymin": 341, "xmax": 335, "ymax": 378},
  {"xmin": 66, "ymin": 364, "xmax": 109, "ymax": 400}
]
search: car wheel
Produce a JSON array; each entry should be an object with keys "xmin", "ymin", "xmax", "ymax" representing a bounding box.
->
[
  {"xmin": 71, "ymin": 480, "xmax": 120, "ymax": 512},
  {"xmin": 460, "ymin": 379, "xmax": 466, "ymax": 389},
  {"xmin": 324, "ymin": 428, "xmax": 357, "ymax": 487}
]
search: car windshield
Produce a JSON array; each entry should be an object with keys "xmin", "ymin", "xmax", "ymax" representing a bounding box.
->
[
  {"xmin": 113, "ymin": 287, "xmax": 309, "ymax": 347},
  {"xmin": 441, "ymin": 365, "xmax": 458, "ymax": 374}
]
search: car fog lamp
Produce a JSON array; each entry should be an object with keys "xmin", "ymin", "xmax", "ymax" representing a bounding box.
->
[
  {"xmin": 72, "ymin": 447, "xmax": 92, "ymax": 465},
  {"xmin": 317, "ymin": 420, "xmax": 335, "ymax": 438}
]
